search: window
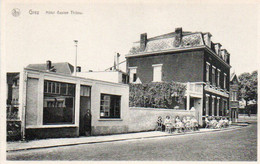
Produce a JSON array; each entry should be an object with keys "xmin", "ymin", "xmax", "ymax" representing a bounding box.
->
[
  {"xmin": 205, "ymin": 94, "xmax": 210, "ymax": 116},
  {"xmin": 129, "ymin": 67, "xmax": 137, "ymax": 83},
  {"xmin": 44, "ymin": 81, "xmax": 61, "ymax": 94},
  {"xmin": 212, "ymin": 96, "xmax": 215, "ymax": 116},
  {"xmin": 223, "ymin": 100, "xmax": 228, "ymax": 116},
  {"xmin": 217, "ymin": 69, "xmax": 220, "ymax": 87},
  {"xmin": 212, "ymin": 66, "xmax": 216, "ymax": 86},
  {"xmin": 224, "ymin": 73, "xmax": 227, "ymax": 89},
  {"xmin": 152, "ymin": 64, "xmax": 162, "ymax": 82},
  {"xmin": 206, "ymin": 62, "xmax": 210, "ymax": 83},
  {"xmin": 231, "ymin": 91, "xmax": 237, "ymax": 101},
  {"xmin": 100, "ymin": 94, "xmax": 121, "ymax": 118},
  {"xmin": 43, "ymin": 80, "xmax": 75, "ymax": 124},
  {"xmin": 217, "ymin": 97, "xmax": 220, "ymax": 116}
]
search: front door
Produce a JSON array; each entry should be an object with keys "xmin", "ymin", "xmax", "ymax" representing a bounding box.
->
[{"xmin": 79, "ymin": 85, "xmax": 91, "ymax": 136}]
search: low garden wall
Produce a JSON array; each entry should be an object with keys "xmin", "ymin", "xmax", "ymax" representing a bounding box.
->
[{"xmin": 128, "ymin": 107, "xmax": 195, "ymax": 132}]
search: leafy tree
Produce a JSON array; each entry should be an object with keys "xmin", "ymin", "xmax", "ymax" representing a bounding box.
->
[{"xmin": 238, "ymin": 70, "xmax": 257, "ymax": 115}]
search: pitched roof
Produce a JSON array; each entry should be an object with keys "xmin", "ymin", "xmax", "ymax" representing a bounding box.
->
[
  {"xmin": 129, "ymin": 31, "xmax": 205, "ymax": 54},
  {"xmin": 230, "ymin": 72, "xmax": 239, "ymax": 82},
  {"xmin": 26, "ymin": 62, "xmax": 74, "ymax": 75}
]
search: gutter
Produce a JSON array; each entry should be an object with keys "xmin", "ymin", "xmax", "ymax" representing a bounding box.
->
[{"xmin": 125, "ymin": 45, "xmax": 231, "ymax": 68}]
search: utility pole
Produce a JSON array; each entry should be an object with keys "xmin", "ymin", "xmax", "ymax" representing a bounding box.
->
[{"xmin": 74, "ymin": 40, "xmax": 78, "ymax": 76}]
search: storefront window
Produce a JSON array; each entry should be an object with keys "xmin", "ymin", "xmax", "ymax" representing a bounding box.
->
[
  {"xmin": 43, "ymin": 80, "xmax": 75, "ymax": 124},
  {"xmin": 100, "ymin": 94, "xmax": 121, "ymax": 118}
]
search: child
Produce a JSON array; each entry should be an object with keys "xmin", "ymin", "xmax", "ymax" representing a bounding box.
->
[
  {"xmin": 175, "ymin": 116, "xmax": 183, "ymax": 133},
  {"xmin": 223, "ymin": 117, "xmax": 229, "ymax": 128},
  {"xmin": 185, "ymin": 116, "xmax": 192, "ymax": 132},
  {"xmin": 156, "ymin": 116, "xmax": 163, "ymax": 131},
  {"xmin": 205, "ymin": 117, "xmax": 210, "ymax": 128},
  {"xmin": 164, "ymin": 116, "xmax": 172, "ymax": 133},
  {"xmin": 191, "ymin": 116, "xmax": 199, "ymax": 131},
  {"xmin": 216, "ymin": 117, "xmax": 224, "ymax": 129},
  {"xmin": 210, "ymin": 117, "xmax": 218, "ymax": 129}
]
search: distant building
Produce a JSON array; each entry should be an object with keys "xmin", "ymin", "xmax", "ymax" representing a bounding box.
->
[
  {"xmin": 229, "ymin": 73, "xmax": 239, "ymax": 122},
  {"xmin": 126, "ymin": 27, "xmax": 231, "ymax": 124},
  {"xmin": 26, "ymin": 60, "xmax": 74, "ymax": 75}
]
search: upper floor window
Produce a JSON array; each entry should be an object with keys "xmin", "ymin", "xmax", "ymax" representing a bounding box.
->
[
  {"xmin": 224, "ymin": 73, "xmax": 227, "ymax": 89},
  {"xmin": 217, "ymin": 69, "xmax": 221, "ymax": 87},
  {"xmin": 152, "ymin": 64, "xmax": 163, "ymax": 82},
  {"xmin": 212, "ymin": 66, "xmax": 216, "ymax": 86},
  {"xmin": 206, "ymin": 62, "xmax": 210, "ymax": 83},
  {"xmin": 129, "ymin": 67, "xmax": 137, "ymax": 83}
]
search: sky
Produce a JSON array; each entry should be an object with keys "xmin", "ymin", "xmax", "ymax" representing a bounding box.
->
[{"xmin": 3, "ymin": 0, "xmax": 259, "ymax": 76}]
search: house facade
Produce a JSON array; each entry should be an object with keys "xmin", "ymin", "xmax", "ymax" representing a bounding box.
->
[
  {"xmin": 126, "ymin": 28, "xmax": 231, "ymax": 125},
  {"xmin": 7, "ymin": 62, "xmax": 129, "ymax": 139},
  {"xmin": 229, "ymin": 73, "xmax": 239, "ymax": 122}
]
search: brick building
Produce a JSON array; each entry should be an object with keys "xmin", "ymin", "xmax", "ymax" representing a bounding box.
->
[{"xmin": 126, "ymin": 27, "xmax": 231, "ymax": 124}]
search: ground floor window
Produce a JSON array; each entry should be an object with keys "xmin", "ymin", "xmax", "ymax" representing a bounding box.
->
[
  {"xmin": 43, "ymin": 80, "xmax": 75, "ymax": 124},
  {"xmin": 100, "ymin": 94, "xmax": 121, "ymax": 118}
]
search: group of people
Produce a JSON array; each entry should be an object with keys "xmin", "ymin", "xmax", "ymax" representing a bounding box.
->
[
  {"xmin": 156, "ymin": 115, "xmax": 199, "ymax": 133},
  {"xmin": 205, "ymin": 116, "xmax": 231, "ymax": 129}
]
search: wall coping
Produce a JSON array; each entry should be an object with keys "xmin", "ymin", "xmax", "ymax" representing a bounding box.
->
[
  {"xmin": 130, "ymin": 107, "xmax": 196, "ymax": 113},
  {"xmin": 26, "ymin": 124, "xmax": 78, "ymax": 129}
]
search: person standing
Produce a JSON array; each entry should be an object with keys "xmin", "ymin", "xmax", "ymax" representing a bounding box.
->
[{"xmin": 84, "ymin": 109, "xmax": 92, "ymax": 136}]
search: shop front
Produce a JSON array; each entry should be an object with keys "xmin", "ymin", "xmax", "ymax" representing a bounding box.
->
[{"xmin": 19, "ymin": 68, "xmax": 129, "ymax": 139}]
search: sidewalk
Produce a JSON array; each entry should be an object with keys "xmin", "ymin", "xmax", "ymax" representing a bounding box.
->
[{"xmin": 7, "ymin": 124, "xmax": 247, "ymax": 152}]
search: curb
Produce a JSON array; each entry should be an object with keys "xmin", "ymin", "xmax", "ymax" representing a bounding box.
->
[{"xmin": 6, "ymin": 125, "xmax": 248, "ymax": 152}]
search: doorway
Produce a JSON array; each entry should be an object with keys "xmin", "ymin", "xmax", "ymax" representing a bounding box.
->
[{"xmin": 79, "ymin": 85, "xmax": 91, "ymax": 136}]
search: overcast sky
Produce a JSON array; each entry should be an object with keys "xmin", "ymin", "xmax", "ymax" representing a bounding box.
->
[{"xmin": 3, "ymin": 1, "xmax": 259, "ymax": 75}]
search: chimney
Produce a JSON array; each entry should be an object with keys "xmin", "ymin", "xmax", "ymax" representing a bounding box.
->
[
  {"xmin": 46, "ymin": 60, "xmax": 52, "ymax": 71},
  {"xmin": 214, "ymin": 43, "xmax": 222, "ymax": 56},
  {"xmin": 203, "ymin": 33, "xmax": 212, "ymax": 48},
  {"xmin": 140, "ymin": 33, "xmax": 147, "ymax": 51},
  {"xmin": 76, "ymin": 66, "xmax": 81, "ymax": 72},
  {"xmin": 174, "ymin": 27, "xmax": 182, "ymax": 47},
  {"xmin": 220, "ymin": 49, "xmax": 229, "ymax": 63},
  {"xmin": 226, "ymin": 51, "xmax": 230, "ymax": 64}
]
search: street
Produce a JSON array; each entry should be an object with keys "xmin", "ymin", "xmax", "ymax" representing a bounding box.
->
[{"xmin": 7, "ymin": 122, "xmax": 257, "ymax": 161}]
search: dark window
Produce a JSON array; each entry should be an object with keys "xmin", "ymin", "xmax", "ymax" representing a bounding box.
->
[
  {"xmin": 133, "ymin": 73, "xmax": 137, "ymax": 82},
  {"xmin": 100, "ymin": 94, "xmax": 121, "ymax": 118},
  {"xmin": 60, "ymin": 83, "xmax": 67, "ymax": 95},
  {"xmin": 43, "ymin": 80, "xmax": 75, "ymax": 124},
  {"xmin": 212, "ymin": 67, "xmax": 216, "ymax": 86}
]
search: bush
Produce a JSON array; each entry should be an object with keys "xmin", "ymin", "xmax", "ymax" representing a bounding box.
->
[
  {"xmin": 129, "ymin": 81, "xmax": 186, "ymax": 108},
  {"xmin": 7, "ymin": 120, "xmax": 22, "ymax": 141}
]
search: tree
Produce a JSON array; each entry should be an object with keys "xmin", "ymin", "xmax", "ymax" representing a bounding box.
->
[{"xmin": 238, "ymin": 70, "xmax": 258, "ymax": 115}]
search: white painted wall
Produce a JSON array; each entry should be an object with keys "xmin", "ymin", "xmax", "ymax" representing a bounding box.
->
[
  {"xmin": 24, "ymin": 69, "xmax": 129, "ymax": 136},
  {"xmin": 77, "ymin": 71, "xmax": 120, "ymax": 83}
]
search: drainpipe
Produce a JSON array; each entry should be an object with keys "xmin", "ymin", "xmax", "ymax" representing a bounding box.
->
[{"xmin": 21, "ymin": 70, "xmax": 28, "ymax": 141}]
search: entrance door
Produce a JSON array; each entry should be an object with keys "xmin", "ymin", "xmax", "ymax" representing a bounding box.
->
[
  {"xmin": 79, "ymin": 86, "xmax": 91, "ymax": 136},
  {"xmin": 231, "ymin": 108, "xmax": 237, "ymax": 122}
]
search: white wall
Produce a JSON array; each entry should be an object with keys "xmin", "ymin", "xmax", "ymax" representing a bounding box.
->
[
  {"xmin": 24, "ymin": 69, "xmax": 129, "ymax": 136},
  {"xmin": 128, "ymin": 107, "xmax": 196, "ymax": 132},
  {"xmin": 77, "ymin": 71, "xmax": 120, "ymax": 83},
  {"xmin": 90, "ymin": 81, "xmax": 130, "ymax": 135}
]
